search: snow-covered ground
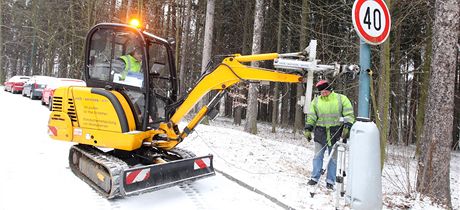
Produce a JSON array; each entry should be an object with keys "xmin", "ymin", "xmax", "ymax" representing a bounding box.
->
[
  {"xmin": 181, "ymin": 118, "xmax": 460, "ymax": 210},
  {"xmin": 0, "ymin": 87, "xmax": 458, "ymax": 210},
  {"xmin": 0, "ymin": 89, "xmax": 282, "ymax": 210}
]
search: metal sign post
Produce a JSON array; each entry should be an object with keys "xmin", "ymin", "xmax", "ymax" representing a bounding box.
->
[
  {"xmin": 353, "ymin": 0, "xmax": 391, "ymax": 118},
  {"xmin": 348, "ymin": 0, "xmax": 391, "ymax": 209},
  {"xmin": 358, "ymin": 40, "xmax": 371, "ymax": 118}
]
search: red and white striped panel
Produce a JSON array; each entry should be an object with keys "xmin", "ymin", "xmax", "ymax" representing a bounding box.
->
[
  {"xmin": 48, "ymin": 126, "xmax": 57, "ymax": 136},
  {"xmin": 194, "ymin": 158, "xmax": 211, "ymax": 170},
  {"xmin": 126, "ymin": 168, "xmax": 150, "ymax": 185}
]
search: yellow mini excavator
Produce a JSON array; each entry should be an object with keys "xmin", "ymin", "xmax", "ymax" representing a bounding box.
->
[{"xmin": 48, "ymin": 23, "xmax": 311, "ymax": 198}]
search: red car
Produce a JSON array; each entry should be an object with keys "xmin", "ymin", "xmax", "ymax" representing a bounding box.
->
[
  {"xmin": 42, "ymin": 78, "xmax": 86, "ymax": 109},
  {"xmin": 4, "ymin": 76, "xmax": 31, "ymax": 93}
]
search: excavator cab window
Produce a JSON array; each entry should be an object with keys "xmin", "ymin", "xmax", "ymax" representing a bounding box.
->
[
  {"xmin": 86, "ymin": 26, "xmax": 150, "ymax": 130},
  {"xmin": 87, "ymin": 29, "xmax": 145, "ymax": 89},
  {"xmin": 147, "ymin": 41, "xmax": 172, "ymax": 125}
]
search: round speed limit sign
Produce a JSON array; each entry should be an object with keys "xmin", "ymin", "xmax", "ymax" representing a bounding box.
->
[{"xmin": 352, "ymin": 0, "xmax": 391, "ymax": 45}]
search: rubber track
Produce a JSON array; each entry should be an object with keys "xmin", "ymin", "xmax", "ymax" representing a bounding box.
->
[
  {"xmin": 69, "ymin": 145, "xmax": 200, "ymax": 199},
  {"xmin": 69, "ymin": 145, "xmax": 129, "ymax": 199},
  {"xmin": 171, "ymin": 147, "xmax": 197, "ymax": 158}
]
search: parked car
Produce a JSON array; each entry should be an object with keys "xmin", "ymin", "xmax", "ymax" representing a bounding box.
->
[
  {"xmin": 22, "ymin": 76, "xmax": 55, "ymax": 100},
  {"xmin": 4, "ymin": 76, "xmax": 31, "ymax": 93},
  {"xmin": 42, "ymin": 78, "xmax": 86, "ymax": 109}
]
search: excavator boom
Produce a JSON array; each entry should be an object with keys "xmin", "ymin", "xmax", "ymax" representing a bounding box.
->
[{"xmin": 153, "ymin": 53, "xmax": 304, "ymax": 150}]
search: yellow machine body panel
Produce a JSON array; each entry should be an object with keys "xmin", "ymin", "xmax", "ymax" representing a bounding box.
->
[
  {"xmin": 112, "ymin": 91, "xmax": 136, "ymax": 132},
  {"xmin": 48, "ymin": 111, "xmax": 73, "ymax": 141},
  {"xmin": 71, "ymin": 87, "xmax": 128, "ymax": 132},
  {"xmin": 48, "ymin": 86, "xmax": 150, "ymax": 151},
  {"xmin": 70, "ymin": 127, "xmax": 147, "ymax": 151}
]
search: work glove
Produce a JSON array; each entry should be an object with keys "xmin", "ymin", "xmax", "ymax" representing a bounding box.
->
[
  {"xmin": 341, "ymin": 127, "xmax": 350, "ymax": 140},
  {"xmin": 304, "ymin": 130, "xmax": 312, "ymax": 142}
]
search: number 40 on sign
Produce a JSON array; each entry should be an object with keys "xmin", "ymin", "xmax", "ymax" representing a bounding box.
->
[{"xmin": 352, "ymin": 0, "xmax": 391, "ymax": 45}]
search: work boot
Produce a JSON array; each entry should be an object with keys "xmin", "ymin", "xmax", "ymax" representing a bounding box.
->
[
  {"xmin": 307, "ymin": 179, "xmax": 317, "ymax": 186},
  {"xmin": 326, "ymin": 183, "xmax": 334, "ymax": 190}
]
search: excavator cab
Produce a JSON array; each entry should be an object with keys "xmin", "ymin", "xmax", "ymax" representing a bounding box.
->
[{"xmin": 85, "ymin": 23, "xmax": 178, "ymax": 131}]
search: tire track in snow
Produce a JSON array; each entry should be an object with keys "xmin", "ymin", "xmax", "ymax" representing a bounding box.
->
[
  {"xmin": 89, "ymin": 188, "xmax": 114, "ymax": 210},
  {"xmin": 179, "ymin": 183, "xmax": 207, "ymax": 210},
  {"xmin": 108, "ymin": 199, "xmax": 121, "ymax": 210},
  {"xmin": 215, "ymin": 169, "xmax": 297, "ymax": 210}
]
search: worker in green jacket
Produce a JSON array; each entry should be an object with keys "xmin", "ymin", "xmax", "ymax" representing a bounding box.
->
[
  {"xmin": 119, "ymin": 47, "xmax": 142, "ymax": 81},
  {"xmin": 304, "ymin": 79, "xmax": 355, "ymax": 190}
]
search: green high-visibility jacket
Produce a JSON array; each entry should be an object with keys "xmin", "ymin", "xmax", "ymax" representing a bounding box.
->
[
  {"xmin": 119, "ymin": 55, "xmax": 141, "ymax": 80},
  {"xmin": 306, "ymin": 92, "xmax": 355, "ymax": 146}
]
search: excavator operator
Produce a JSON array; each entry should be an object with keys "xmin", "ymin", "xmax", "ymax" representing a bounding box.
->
[{"xmin": 118, "ymin": 46, "xmax": 143, "ymax": 81}]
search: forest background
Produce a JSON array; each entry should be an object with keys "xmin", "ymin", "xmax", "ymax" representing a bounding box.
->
[{"xmin": 0, "ymin": 0, "xmax": 459, "ymax": 208}]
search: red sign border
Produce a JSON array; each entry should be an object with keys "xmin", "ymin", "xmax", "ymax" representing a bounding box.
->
[{"xmin": 353, "ymin": 0, "xmax": 391, "ymax": 45}]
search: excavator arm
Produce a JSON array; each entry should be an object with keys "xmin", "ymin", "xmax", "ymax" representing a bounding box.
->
[{"xmin": 152, "ymin": 53, "xmax": 305, "ymax": 150}]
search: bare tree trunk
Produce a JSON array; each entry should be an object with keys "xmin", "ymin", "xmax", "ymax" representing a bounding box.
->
[
  {"xmin": 71, "ymin": 0, "xmax": 77, "ymax": 78},
  {"xmin": 165, "ymin": 1, "xmax": 172, "ymax": 37},
  {"xmin": 244, "ymin": 0, "xmax": 264, "ymax": 134},
  {"xmin": 46, "ymin": 47, "xmax": 55, "ymax": 76},
  {"xmin": 233, "ymin": 85, "xmax": 243, "ymax": 125},
  {"xmin": 234, "ymin": 0, "xmax": 252, "ymax": 126},
  {"xmin": 28, "ymin": 0, "xmax": 39, "ymax": 76},
  {"xmin": 110, "ymin": 0, "xmax": 116, "ymax": 21},
  {"xmin": 191, "ymin": 4, "xmax": 204, "ymax": 92},
  {"xmin": 416, "ymin": 21, "xmax": 432, "ymax": 155},
  {"xmin": 288, "ymin": 84, "xmax": 296, "ymax": 125},
  {"xmin": 200, "ymin": 0, "xmax": 215, "ymax": 112},
  {"xmin": 402, "ymin": 65, "xmax": 409, "ymax": 145},
  {"xmin": 201, "ymin": 0, "xmax": 214, "ymax": 76},
  {"xmin": 19, "ymin": 57, "xmax": 25, "ymax": 75},
  {"xmin": 178, "ymin": 0, "xmax": 192, "ymax": 96},
  {"xmin": 125, "ymin": 0, "xmax": 132, "ymax": 22},
  {"xmin": 281, "ymin": 1, "xmax": 292, "ymax": 128},
  {"xmin": 174, "ymin": 0, "xmax": 181, "ymax": 70},
  {"xmin": 454, "ymin": 46, "xmax": 460, "ymax": 150},
  {"xmin": 11, "ymin": 56, "xmax": 18, "ymax": 77},
  {"xmin": 59, "ymin": 14, "xmax": 70, "ymax": 79},
  {"xmin": 416, "ymin": 0, "xmax": 459, "ymax": 207},
  {"xmin": 272, "ymin": 0, "xmax": 283, "ymax": 133},
  {"xmin": 377, "ymin": 0, "xmax": 391, "ymax": 167},
  {"xmin": 0, "ymin": 0, "xmax": 3, "ymax": 83},
  {"xmin": 294, "ymin": 0, "xmax": 309, "ymax": 133},
  {"xmin": 390, "ymin": 24, "xmax": 401, "ymax": 145},
  {"xmin": 409, "ymin": 49, "xmax": 422, "ymax": 145},
  {"xmin": 281, "ymin": 84, "xmax": 289, "ymax": 127},
  {"xmin": 138, "ymin": 0, "xmax": 143, "ymax": 21}
]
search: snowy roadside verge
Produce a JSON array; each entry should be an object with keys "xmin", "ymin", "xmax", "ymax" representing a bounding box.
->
[
  {"xmin": 180, "ymin": 122, "xmax": 341, "ymax": 210},
  {"xmin": 180, "ymin": 118, "xmax": 460, "ymax": 210}
]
